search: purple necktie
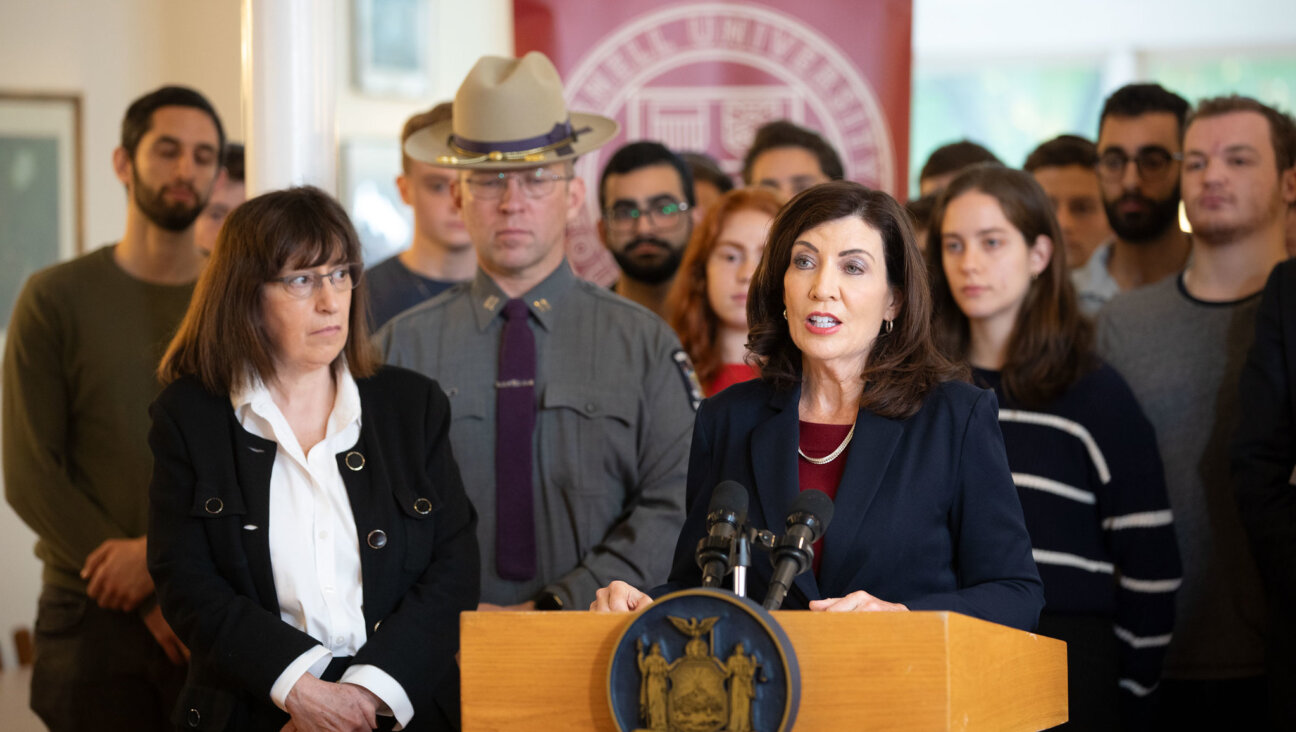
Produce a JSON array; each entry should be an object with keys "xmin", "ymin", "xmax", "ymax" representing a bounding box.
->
[{"xmin": 495, "ymin": 298, "xmax": 537, "ymax": 580}]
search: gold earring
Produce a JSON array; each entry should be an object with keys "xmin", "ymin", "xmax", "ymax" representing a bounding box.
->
[{"xmin": 885, "ymin": 319, "xmax": 894, "ymax": 334}]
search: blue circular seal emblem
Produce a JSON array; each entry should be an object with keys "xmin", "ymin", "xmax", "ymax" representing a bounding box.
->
[{"xmin": 607, "ymin": 589, "xmax": 800, "ymax": 732}]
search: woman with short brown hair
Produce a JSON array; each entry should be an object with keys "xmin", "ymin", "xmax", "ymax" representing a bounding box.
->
[{"xmin": 149, "ymin": 186, "xmax": 479, "ymax": 731}]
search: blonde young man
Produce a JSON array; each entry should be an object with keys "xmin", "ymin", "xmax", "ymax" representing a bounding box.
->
[{"xmin": 366, "ymin": 103, "xmax": 476, "ymax": 329}]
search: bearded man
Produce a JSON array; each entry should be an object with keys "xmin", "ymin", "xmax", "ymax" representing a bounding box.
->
[
  {"xmin": 1073, "ymin": 83, "xmax": 1192, "ymax": 315},
  {"xmin": 3, "ymin": 85, "xmax": 223, "ymax": 731},
  {"xmin": 598, "ymin": 141, "xmax": 697, "ymax": 318}
]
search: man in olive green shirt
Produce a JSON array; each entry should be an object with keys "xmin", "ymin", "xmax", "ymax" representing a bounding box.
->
[{"xmin": 3, "ymin": 86, "xmax": 223, "ymax": 731}]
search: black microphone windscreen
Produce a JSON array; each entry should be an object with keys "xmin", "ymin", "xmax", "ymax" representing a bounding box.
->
[
  {"xmin": 709, "ymin": 480, "xmax": 749, "ymax": 524},
  {"xmin": 788, "ymin": 488, "xmax": 834, "ymax": 531}
]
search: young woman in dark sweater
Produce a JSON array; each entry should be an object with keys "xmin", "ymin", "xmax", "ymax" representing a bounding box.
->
[{"xmin": 928, "ymin": 165, "xmax": 1181, "ymax": 730}]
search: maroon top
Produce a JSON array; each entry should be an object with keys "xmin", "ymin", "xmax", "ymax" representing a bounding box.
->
[{"xmin": 797, "ymin": 420, "xmax": 852, "ymax": 575}]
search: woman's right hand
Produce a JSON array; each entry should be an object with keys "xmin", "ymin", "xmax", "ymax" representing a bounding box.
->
[
  {"xmin": 589, "ymin": 580, "xmax": 654, "ymax": 612},
  {"xmin": 282, "ymin": 674, "xmax": 377, "ymax": 732}
]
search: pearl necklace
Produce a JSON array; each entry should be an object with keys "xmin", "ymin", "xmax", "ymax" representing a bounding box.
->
[{"xmin": 798, "ymin": 421, "xmax": 856, "ymax": 465}]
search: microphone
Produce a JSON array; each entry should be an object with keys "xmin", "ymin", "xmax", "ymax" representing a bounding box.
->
[
  {"xmin": 763, "ymin": 489, "xmax": 835, "ymax": 610},
  {"xmin": 695, "ymin": 480, "xmax": 749, "ymax": 588}
]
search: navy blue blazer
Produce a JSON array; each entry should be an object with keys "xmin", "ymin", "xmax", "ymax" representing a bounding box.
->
[
  {"xmin": 147, "ymin": 366, "xmax": 480, "ymax": 731},
  {"xmin": 665, "ymin": 378, "xmax": 1044, "ymax": 632}
]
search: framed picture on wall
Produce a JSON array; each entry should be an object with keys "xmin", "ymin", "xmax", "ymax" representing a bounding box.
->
[
  {"xmin": 340, "ymin": 137, "xmax": 412, "ymax": 267},
  {"xmin": 352, "ymin": 0, "xmax": 431, "ymax": 98},
  {"xmin": 0, "ymin": 91, "xmax": 83, "ymax": 336}
]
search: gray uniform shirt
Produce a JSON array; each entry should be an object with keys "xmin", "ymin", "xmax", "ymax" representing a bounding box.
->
[
  {"xmin": 1097, "ymin": 274, "xmax": 1267, "ymax": 679},
  {"xmin": 375, "ymin": 261, "xmax": 695, "ymax": 608}
]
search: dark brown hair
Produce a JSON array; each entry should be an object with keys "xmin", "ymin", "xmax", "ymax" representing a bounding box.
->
[
  {"xmin": 159, "ymin": 186, "xmax": 379, "ymax": 393},
  {"xmin": 1186, "ymin": 94, "xmax": 1296, "ymax": 171},
  {"xmin": 927, "ymin": 166, "xmax": 1096, "ymax": 408},
  {"xmin": 919, "ymin": 140, "xmax": 1000, "ymax": 186},
  {"xmin": 667, "ymin": 187, "xmax": 783, "ymax": 390},
  {"xmin": 401, "ymin": 101, "xmax": 453, "ymax": 172},
  {"xmin": 1100, "ymin": 83, "xmax": 1189, "ymax": 137},
  {"xmin": 748, "ymin": 181, "xmax": 966, "ymax": 419},
  {"xmin": 741, "ymin": 120, "xmax": 845, "ymax": 184},
  {"xmin": 1023, "ymin": 134, "xmax": 1099, "ymax": 172},
  {"xmin": 121, "ymin": 85, "xmax": 225, "ymax": 161}
]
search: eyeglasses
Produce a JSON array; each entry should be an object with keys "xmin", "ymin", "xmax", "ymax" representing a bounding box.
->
[
  {"xmin": 603, "ymin": 200, "xmax": 691, "ymax": 232},
  {"xmin": 270, "ymin": 264, "xmax": 361, "ymax": 299},
  {"xmin": 1096, "ymin": 146, "xmax": 1183, "ymax": 182},
  {"xmin": 465, "ymin": 169, "xmax": 573, "ymax": 199}
]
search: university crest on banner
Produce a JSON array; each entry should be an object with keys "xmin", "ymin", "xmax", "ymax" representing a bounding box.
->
[
  {"xmin": 607, "ymin": 589, "xmax": 799, "ymax": 732},
  {"xmin": 515, "ymin": 0, "xmax": 912, "ymax": 284}
]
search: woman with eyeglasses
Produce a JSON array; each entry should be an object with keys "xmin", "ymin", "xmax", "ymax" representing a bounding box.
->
[
  {"xmin": 147, "ymin": 186, "xmax": 479, "ymax": 731},
  {"xmin": 667, "ymin": 187, "xmax": 782, "ymax": 395},
  {"xmin": 928, "ymin": 165, "xmax": 1181, "ymax": 729}
]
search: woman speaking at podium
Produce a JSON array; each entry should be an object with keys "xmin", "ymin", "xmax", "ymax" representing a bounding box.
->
[
  {"xmin": 146, "ymin": 187, "xmax": 479, "ymax": 731},
  {"xmin": 593, "ymin": 181, "xmax": 1043, "ymax": 633}
]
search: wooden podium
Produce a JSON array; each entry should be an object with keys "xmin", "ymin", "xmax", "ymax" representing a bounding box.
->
[{"xmin": 461, "ymin": 610, "xmax": 1067, "ymax": 730}]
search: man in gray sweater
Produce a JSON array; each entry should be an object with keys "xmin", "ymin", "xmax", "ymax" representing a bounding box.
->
[{"xmin": 1098, "ymin": 95, "xmax": 1295, "ymax": 729}]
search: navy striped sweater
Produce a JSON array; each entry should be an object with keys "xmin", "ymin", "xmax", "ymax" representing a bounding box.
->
[{"xmin": 974, "ymin": 363, "xmax": 1182, "ymax": 700}]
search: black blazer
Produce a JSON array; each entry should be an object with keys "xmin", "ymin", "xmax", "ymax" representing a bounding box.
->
[
  {"xmin": 665, "ymin": 378, "xmax": 1044, "ymax": 632},
  {"xmin": 147, "ymin": 366, "xmax": 480, "ymax": 731},
  {"xmin": 1234, "ymin": 259, "xmax": 1296, "ymax": 623}
]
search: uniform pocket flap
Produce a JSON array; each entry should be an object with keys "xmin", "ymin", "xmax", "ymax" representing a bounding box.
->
[{"xmin": 542, "ymin": 382, "xmax": 637, "ymax": 424}]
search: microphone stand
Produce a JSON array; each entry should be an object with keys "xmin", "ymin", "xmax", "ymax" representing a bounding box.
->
[
  {"xmin": 732, "ymin": 532, "xmax": 751, "ymax": 598},
  {"xmin": 733, "ymin": 528, "xmax": 776, "ymax": 598}
]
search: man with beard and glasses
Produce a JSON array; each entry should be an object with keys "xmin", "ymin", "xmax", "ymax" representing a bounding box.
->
[
  {"xmin": 598, "ymin": 141, "xmax": 697, "ymax": 319},
  {"xmin": 1073, "ymin": 83, "xmax": 1191, "ymax": 316},
  {"xmin": 1100, "ymin": 96, "xmax": 1296, "ymax": 730},
  {"xmin": 3, "ymin": 85, "xmax": 222, "ymax": 731}
]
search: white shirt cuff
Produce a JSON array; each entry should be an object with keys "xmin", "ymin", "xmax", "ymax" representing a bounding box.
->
[
  {"xmin": 340, "ymin": 664, "xmax": 414, "ymax": 730},
  {"xmin": 269, "ymin": 645, "xmax": 332, "ymax": 711}
]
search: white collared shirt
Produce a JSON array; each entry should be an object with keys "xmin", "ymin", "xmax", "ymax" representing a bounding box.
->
[{"xmin": 232, "ymin": 369, "xmax": 412, "ymax": 728}]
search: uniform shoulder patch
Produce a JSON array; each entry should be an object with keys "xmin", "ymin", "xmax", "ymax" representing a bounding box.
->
[{"xmin": 672, "ymin": 349, "xmax": 704, "ymax": 411}]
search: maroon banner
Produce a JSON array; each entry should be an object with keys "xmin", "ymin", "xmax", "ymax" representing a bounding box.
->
[{"xmin": 515, "ymin": 0, "xmax": 912, "ymax": 285}]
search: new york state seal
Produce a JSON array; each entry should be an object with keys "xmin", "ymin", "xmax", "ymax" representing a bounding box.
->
[{"xmin": 608, "ymin": 589, "xmax": 799, "ymax": 732}]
